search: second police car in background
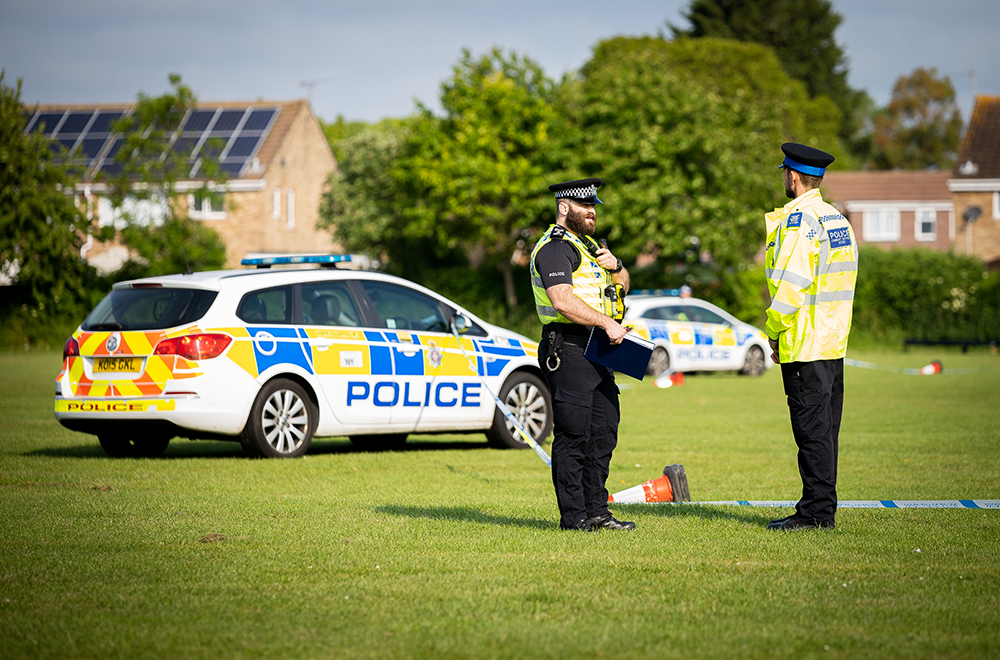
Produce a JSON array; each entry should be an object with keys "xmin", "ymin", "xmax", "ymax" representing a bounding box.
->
[
  {"xmin": 623, "ymin": 290, "xmax": 772, "ymax": 377},
  {"xmin": 54, "ymin": 255, "xmax": 552, "ymax": 458}
]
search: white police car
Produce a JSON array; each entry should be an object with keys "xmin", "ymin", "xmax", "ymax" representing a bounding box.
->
[
  {"xmin": 623, "ymin": 290, "xmax": 772, "ymax": 377},
  {"xmin": 55, "ymin": 255, "xmax": 552, "ymax": 458}
]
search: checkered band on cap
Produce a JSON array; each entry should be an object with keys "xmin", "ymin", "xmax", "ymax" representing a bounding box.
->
[{"xmin": 554, "ymin": 184, "xmax": 598, "ymax": 199}]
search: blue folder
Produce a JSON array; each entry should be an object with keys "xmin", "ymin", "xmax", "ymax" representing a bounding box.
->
[{"xmin": 584, "ymin": 327, "xmax": 654, "ymax": 380}]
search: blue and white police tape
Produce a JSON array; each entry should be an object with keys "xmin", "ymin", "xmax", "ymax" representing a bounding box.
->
[
  {"xmin": 845, "ymin": 358, "xmax": 1000, "ymax": 375},
  {"xmin": 678, "ymin": 500, "xmax": 1000, "ymax": 509}
]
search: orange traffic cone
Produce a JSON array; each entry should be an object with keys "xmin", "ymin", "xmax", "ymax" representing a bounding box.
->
[
  {"xmin": 608, "ymin": 465, "xmax": 690, "ymax": 503},
  {"xmin": 653, "ymin": 371, "xmax": 685, "ymax": 388},
  {"xmin": 918, "ymin": 360, "xmax": 942, "ymax": 375}
]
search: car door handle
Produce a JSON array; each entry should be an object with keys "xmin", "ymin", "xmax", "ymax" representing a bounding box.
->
[{"xmin": 310, "ymin": 338, "xmax": 334, "ymax": 351}]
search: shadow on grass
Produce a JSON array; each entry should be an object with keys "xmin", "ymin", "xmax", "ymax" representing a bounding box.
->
[
  {"xmin": 375, "ymin": 504, "xmax": 553, "ymax": 530},
  {"xmin": 612, "ymin": 502, "xmax": 776, "ymax": 526},
  {"xmin": 25, "ymin": 435, "xmax": 502, "ymax": 460}
]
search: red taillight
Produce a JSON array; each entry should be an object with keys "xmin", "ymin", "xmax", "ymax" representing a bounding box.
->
[
  {"xmin": 154, "ymin": 334, "xmax": 232, "ymax": 360},
  {"xmin": 63, "ymin": 337, "xmax": 80, "ymax": 361}
]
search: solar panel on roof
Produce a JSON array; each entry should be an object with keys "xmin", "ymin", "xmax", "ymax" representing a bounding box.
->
[
  {"xmin": 212, "ymin": 110, "xmax": 244, "ymax": 132},
  {"xmin": 226, "ymin": 135, "xmax": 261, "ymax": 158},
  {"xmin": 183, "ymin": 110, "xmax": 215, "ymax": 132},
  {"xmin": 80, "ymin": 137, "xmax": 109, "ymax": 159},
  {"xmin": 172, "ymin": 136, "xmax": 199, "ymax": 157},
  {"xmin": 221, "ymin": 160, "xmax": 247, "ymax": 176},
  {"xmin": 34, "ymin": 112, "xmax": 65, "ymax": 134},
  {"xmin": 242, "ymin": 109, "xmax": 276, "ymax": 131},
  {"xmin": 89, "ymin": 111, "xmax": 124, "ymax": 133},
  {"xmin": 58, "ymin": 112, "xmax": 93, "ymax": 134}
]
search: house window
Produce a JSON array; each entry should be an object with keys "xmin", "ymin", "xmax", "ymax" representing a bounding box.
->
[
  {"xmin": 863, "ymin": 208, "xmax": 900, "ymax": 242},
  {"xmin": 915, "ymin": 208, "xmax": 936, "ymax": 242},
  {"xmin": 286, "ymin": 188, "xmax": 295, "ymax": 229},
  {"xmin": 189, "ymin": 189, "xmax": 226, "ymax": 220},
  {"xmin": 98, "ymin": 195, "xmax": 168, "ymax": 229},
  {"xmin": 272, "ymin": 188, "xmax": 281, "ymax": 220}
]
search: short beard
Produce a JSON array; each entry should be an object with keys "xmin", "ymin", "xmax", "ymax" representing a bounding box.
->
[
  {"xmin": 565, "ymin": 206, "xmax": 594, "ymax": 236},
  {"xmin": 785, "ymin": 183, "xmax": 796, "ymax": 199}
]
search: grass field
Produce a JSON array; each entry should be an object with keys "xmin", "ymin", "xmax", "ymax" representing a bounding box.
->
[{"xmin": 1, "ymin": 348, "xmax": 999, "ymax": 659}]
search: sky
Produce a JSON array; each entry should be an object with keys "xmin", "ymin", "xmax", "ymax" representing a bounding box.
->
[{"xmin": 2, "ymin": 0, "xmax": 998, "ymax": 126}]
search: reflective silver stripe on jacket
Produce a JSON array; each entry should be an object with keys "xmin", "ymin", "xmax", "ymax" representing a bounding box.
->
[
  {"xmin": 804, "ymin": 290, "xmax": 855, "ymax": 304},
  {"xmin": 765, "ymin": 268, "xmax": 812, "ymax": 289}
]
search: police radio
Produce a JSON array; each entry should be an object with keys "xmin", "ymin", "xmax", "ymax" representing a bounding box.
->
[{"xmin": 596, "ymin": 238, "xmax": 626, "ymax": 322}]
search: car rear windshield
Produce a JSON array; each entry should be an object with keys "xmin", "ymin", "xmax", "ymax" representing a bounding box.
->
[{"xmin": 82, "ymin": 288, "xmax": 218, "ymax": 331}]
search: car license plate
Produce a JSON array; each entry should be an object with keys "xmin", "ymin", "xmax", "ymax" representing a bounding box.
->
[{"xmin": 94, "ymin": 357, "xmax": 142, "ymax": 372}]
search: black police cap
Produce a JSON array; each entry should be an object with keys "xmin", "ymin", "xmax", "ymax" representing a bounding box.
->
[
  {"xmin": 778, "ymin": 143, "xmax": 835, "ymax": 176},
  {"xmin": 549, "ymin": 178, "xmax": 603, "ymax": 205}
]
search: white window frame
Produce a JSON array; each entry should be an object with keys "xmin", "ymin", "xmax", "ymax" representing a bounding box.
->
[
  {"xmin": 863, "ymin": 208, "xmax": 900, "ymax": 242},
  {"xmin": 98, "ymin": 195, "xmax": 168, "ymax": 229},
  {"xmin": 914, "ymin": 207, "xmax": 937, "ymax": 242},
  {"xmin": 188, "ymin": 190, "xmax": 227, "ymax": 221},
  {"xmin": 993, "ymin": 191, "xmax": 999, "ymax": 220},
  {"xmin": 272, "ymin": 188, "xmax": 281, "ymax": 220},
  {"xmin": 286, "ymin": 188, "xmax": 295, "ymax": 230}
]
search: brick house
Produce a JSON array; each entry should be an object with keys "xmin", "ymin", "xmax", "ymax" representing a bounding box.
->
[
  {"xmin": 820, "ymin": 170, "xmax": 954, "ymax": 252},
  {"xmin": 949, "ymin": 95, "xmax": 1000, "ymax": 269},
  {"xmin": 24, "ymin": 99, "xmax": 338, "ymax": 271}
]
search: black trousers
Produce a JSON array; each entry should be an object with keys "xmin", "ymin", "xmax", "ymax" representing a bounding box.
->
[
  {"xmin": 780, "ymin": 358, "xmax": 844, "ymax": 524},
  {"xmin": 538, "ymin": 334, "xmax": 620, "ymax": 528}
]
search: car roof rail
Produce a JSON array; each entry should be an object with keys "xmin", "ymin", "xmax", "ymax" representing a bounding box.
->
[{"xmin": 240, "ymin": 254, "xmax": 352, "ymax": 269}]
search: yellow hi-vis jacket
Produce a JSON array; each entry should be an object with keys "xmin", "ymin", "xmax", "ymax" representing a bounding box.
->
[
  {"xmin": 764, "ymin": 188, "xmax": 859, "ymax": 362},
  {"xmin": 530, "ymin": 224, "xmax": 613, "ymax": 325}
]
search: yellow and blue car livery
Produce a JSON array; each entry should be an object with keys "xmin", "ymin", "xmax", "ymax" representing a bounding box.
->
[
  {"xmin": 622, "ymin": 292, "xmax": 772, "ymax": 376},
  {"xmin": 54, "ymin": 265, "xmax": 545, "ymax": 449}
]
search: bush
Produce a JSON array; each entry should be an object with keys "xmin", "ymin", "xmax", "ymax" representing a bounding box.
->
[{"xmin": 853, "ymin": 246, "xmax": 1000, "ymax": 343}]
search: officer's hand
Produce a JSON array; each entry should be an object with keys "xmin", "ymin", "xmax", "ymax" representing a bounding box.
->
[
  {"xmin": 595, "ymin": 248, "xmax": 619, "ymax": 272},
  {"xmin": 605, "ymin": 321, "xmax": 628, "ymax": 345},
  {"xmin": 768, "ymin": 338, "xmax": 780, "ymax": 364}
]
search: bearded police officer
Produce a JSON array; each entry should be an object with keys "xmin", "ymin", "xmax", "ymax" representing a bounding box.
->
[
  {"xmin": 530, "ymin": 178, "xmax": 634, "ymax": 532},
  {"xmin": 765, "ymin": 144, "xmax": 859, "ymax": 531}
]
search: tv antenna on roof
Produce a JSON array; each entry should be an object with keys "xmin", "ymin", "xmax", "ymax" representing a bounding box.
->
[{"xmin": 299, "ymin": 78, "xmax": 337, "ymax": 105}]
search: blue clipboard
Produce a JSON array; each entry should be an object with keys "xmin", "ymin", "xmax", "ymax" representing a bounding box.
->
[{"xmin": 583, "ymin": 327, "xmax": 654, "ymax": 380}]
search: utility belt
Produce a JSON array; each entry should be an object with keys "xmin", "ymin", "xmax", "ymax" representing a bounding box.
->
[{"xmin": 542, "ymin": 323, "xmax": 590, "ymax": 371}]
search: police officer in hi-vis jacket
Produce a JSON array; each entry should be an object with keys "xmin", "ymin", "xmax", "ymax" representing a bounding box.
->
[
  {"xmin": 530, "ymin": 178, "xmax": 634, "ymax": 532},
  {"xmin": 765, "ymin": 144, "xmax": 859, "ymax": 531}
]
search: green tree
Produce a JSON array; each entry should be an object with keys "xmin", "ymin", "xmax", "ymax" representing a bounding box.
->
[
  {"xmin": 0, "ymin": 71, "xmax": 99, "ymax": 347},
  {"xmin": 102, "ymin": 73, "xmax": 226, "ymax": 275},
  {"xmin": 871, "ymin": 67, "xmax": 964, "ymax": 170},
  {"xmin": 563, "ymin": 36, "xmax": 845, "ymax": 271},
  {"xmin": 319, "ymin": 114, "xmax": 370, "ymax": 163},
  {"xmin": 670, "ymin": 0, "xmax": 870, "ymax": 155},
  {"xmin": 322, "ymin": 49, "xmax": 558, "ymax": 308}
]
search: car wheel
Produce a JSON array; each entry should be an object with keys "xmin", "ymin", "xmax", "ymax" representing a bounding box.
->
[
  {"xmin": 240, "ymin": 379, "xmax": 316, "ymax": 458},
  {"xmin": 348, "ymin": 433, "xmax": 409, "ymax": 451},
  {"xmin": 740, "ymin": 345, "xmax": 766, "ymax": 377},
  {"xmin": 486, "ymin": 371, "xmax": 553, "ymax": 450},
  {"xmin": 98, "ymin": 433, "xmax": 171, "ymax": 458},
  {"xmin": 647, "ymin": 346, "xmax": 670, "ymax": 377}
]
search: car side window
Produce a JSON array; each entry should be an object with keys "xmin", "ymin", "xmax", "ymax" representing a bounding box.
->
[
  {"xmin": 237, "ymin": 286, "xmax": 291, "ymax": 324},
  {"xmin": 648, "ymin": 305, "xmax": 690, "ymax": 322},
  {"xmin": 684, "ymin": 306, "xmax": 725, "ymax": 325},
  {"xmin": 301, "ymin": 282, "xmax": 362, "ymax": 327},
  {"xmin": 640, "ymin": 307, "xmax": 664, "ymax": 320},
  {"xmin": 359, "ymin": 281, "xmax": 449, "ymax": 333}
]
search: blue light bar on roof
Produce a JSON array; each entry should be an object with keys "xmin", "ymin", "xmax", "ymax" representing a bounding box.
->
[
  {"xmin": 630, "ymin": 288, "xmax": 682, "ymax": 297},
  {"xmin": 240, "ymin": 254, "xmax": 352, "ymax": 269}
]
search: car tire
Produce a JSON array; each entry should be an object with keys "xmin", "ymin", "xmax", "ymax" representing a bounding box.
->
[
  {"xmin": 240, "ymin": 379, "xmax": 316, "ymax": 458},
  {"xmin": 98, "ymin": 433, "xmax": 171, "ymax": 458},
  {"xmin": 348, "ymin": 433, "xmax": 409, "ymax": 451},
  {"xmin": 647, "ymin": 346, "xmax": 670, "ymax": 377},
  {"xmin": 740, "ymin": 345, "xmax": 767, "ymax": 377},
  {"xmin": 486, "ymin": 371, "xmax": 553, "ymax": 450}
]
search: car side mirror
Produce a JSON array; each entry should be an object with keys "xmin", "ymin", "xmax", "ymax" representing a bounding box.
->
[{"xmin": 451, "ymin": 312, "xmax": 471, "ymax": 334}]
